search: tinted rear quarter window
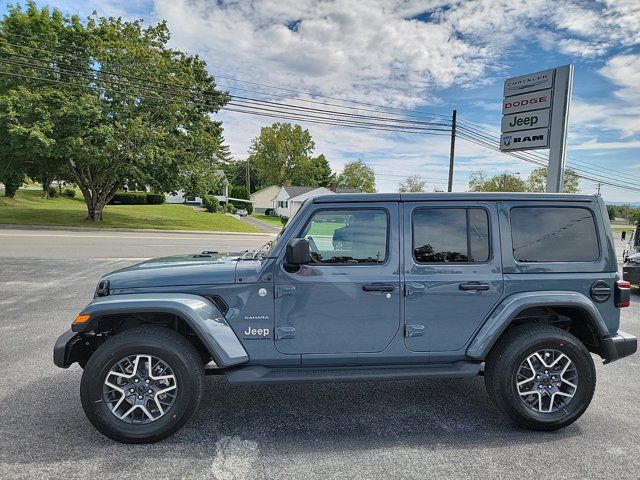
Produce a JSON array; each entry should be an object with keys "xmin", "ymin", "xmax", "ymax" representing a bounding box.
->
[
  {"xmin": 413, "ymin": 208, "xmax": 490, "ymax": 263},
  {"xmin": 511, "ymin": 207, "xmax": 599, "ymax": 262}
]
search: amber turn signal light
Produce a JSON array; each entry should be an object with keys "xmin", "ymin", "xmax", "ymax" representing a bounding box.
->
[{"xmin": 73, "ymin": 314, "xmax": 90, "ymax": 324}]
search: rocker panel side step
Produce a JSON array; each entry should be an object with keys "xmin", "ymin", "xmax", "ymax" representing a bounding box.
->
[{"xmin": 225, "ymin": 362, "xmax": 481, "ymax": 385}]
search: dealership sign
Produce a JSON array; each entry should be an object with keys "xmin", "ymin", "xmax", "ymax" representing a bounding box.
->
[
  {"xmin": 500, "ymin": 69, "xmax": 559, "ymax": 151},
  {"xmin": 499, "ymin": 65, "xmax": 574, "ymax": 192}
]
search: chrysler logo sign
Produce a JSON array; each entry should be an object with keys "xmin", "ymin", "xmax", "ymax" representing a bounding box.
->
[{"xmin": 503, "ymin": 69, "xmax": 554, "ymax": 96}]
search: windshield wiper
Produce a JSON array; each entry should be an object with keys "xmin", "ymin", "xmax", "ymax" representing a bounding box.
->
[
  {"xmin": 238, "ymin": 241, "xmax": 273, "ymax": 261},
  {"xmin": 252, "ymin": 241, "xmax": 273, "ymax": 259}
]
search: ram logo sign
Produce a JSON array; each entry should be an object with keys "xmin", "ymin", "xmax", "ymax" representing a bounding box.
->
[{"xmin": 500, "ymin": 128, "xmax": 549, "ymax": 151}]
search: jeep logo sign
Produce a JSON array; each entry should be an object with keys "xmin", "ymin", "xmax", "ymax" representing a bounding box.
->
[
  {"xmin": 501, "ymin": 109, "xmax": 550, "ymax": 133},
  {"xmin": 499, "ymin": 128, "xmax": 549, "ymax": 151},
  {"xmin": 502, "ymin": 89, "xmax": 552, "ymax": 115}
]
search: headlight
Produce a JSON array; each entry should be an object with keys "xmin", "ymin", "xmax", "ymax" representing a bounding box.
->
[{"xmin": 96, "ymin": 279, "xmax": 110, "ymax": 297}]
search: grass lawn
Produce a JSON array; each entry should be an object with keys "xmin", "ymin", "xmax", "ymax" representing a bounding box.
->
[
  {"xmin": 252, "ymin": 213, "xmax": 284, "ymax": 228},
  {"xmin": 0, "ymin": 190, "xmax": 260, "ymax": 233}
]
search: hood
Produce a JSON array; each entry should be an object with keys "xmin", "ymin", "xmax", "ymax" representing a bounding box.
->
[{"xmin": 102, "ymin": 252, "xmax": 242, "ymax": 291}]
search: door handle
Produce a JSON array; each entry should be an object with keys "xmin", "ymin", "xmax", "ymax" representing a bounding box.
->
[
  {"xmin": 362, "ymin": 283, "xmax": 395, "ymax": 292},
  {"xmin": 458, "ymin": 282, "xmax": 491, "ymax": 291}
]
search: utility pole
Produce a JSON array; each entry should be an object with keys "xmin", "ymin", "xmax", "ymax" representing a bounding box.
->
[
  {"xmin": 246, "ymin": 159, "xmax": 250, "ymax": 193},
  {"xmin": 597, "ymin": 182, "xmax": 601, "ymax": 195},
  {"xmin": 448, "ymin": 109, "xmax": 457, "ymax": 193}
]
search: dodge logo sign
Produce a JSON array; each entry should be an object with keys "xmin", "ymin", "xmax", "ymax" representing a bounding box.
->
[{"xmin": 502, "ymin": 89, "xmax": 552, "ymax": 115}]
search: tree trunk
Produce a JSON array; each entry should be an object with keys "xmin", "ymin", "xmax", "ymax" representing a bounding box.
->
[{"xmin": 87, "ymin": 200, "xmax": 105, "ymax": 221}]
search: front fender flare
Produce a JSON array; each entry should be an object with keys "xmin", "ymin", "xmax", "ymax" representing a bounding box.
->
[
  {"xmin": 74, "ymin": 293, "xmax": 248, "ymax": 367},
  {"xmin": 466, "ymin": 291, "xmax": 609, "ymax": 361}
]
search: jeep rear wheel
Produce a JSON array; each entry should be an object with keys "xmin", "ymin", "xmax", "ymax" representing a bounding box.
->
[
  {"xmin": 484, "ymin": 324, "xmax": 596, "ymax": 430},
  {"xmin": 80, "ymin": 327, "xmax": 204, "ymax": 443}
]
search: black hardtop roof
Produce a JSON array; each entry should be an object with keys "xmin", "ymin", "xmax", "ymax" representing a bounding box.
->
[{"xmin": 312, "ymin": 192, "xmax": 599, "ymax": 204}]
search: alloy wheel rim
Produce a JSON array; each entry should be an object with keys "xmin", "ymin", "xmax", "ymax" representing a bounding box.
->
[
  {"xmin": 103, "ymin": 354, "xmax": 178, "ymax": 424},
  {"xmin": 516, "ymin": 349, "xmax": 578, "ymax": 413}
]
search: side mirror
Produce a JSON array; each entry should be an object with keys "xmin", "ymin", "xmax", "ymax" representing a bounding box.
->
[
  {"xmin": 622, "ymin": 231, "xmax": 627, "ymax": 240},
  {"xmin": 286, "ymin": 238, "xmax": 310, "ymax": 265}
]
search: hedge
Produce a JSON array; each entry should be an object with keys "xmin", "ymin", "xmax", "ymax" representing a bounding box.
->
[
  {"xmin": 110, "ymin": 192, "xmax": 148, "ymax": 205},
  {"xmin": 146, "ymin": 193, "xmax": 165, "ymax": 204}
]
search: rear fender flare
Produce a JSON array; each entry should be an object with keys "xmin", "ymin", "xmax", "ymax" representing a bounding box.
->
[
  {"xmin": 75, "ymin": 293, "xmax": 248, "ymax": 367},
  {"xmin": 466, "ymin": 291, "xmax": 609, "ymax": 360}
]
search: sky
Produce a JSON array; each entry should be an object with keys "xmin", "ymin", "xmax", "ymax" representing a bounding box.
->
[{"xmin": 3, "ymin": 0, "xmax": 640, "ymax": 201}]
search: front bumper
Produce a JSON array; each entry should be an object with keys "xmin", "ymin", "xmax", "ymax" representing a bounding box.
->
[
  {"xmin": 602, "ymin": 330, "xmax": 637, "ymax": 364},
  {"xmin": 53, "ymin": 329, "xmax": 83, "ymax": 368}
]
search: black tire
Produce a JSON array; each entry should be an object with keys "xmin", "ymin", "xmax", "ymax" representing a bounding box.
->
[
  {"xmin": 484, "ymin": 323, "xmax": 596, "ymax": 431},
  {"xmin": 80, "ymin": 326, "xmax": 204, "ymax": 443}
]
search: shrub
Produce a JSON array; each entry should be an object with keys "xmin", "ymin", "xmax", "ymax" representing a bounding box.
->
[
  {"xmin": 202, "ymin": 195, "xmax": 219, "ymax": 213},
  {"xmin": 280, "ymin": 216, "xmax": 289, "ymax": 226},
  {"xmin": 47, "ymin": 186, "xmax": 58, "ymax": 198},
  {"xmin": 62, "ymin": 188, "xmax": 76, "ymax": 198},
  {"xmin": 229, "ymin": 185, "xmax": 253, "ymax": 214},
  {"xmin": 225, "ymin": 203, "xmax": 237, "ymax": 214},
  {"xmin": 110, "ymin": 192, "xmax": 148, "ymax": 205},
  {"xmin": 146, "ymin": 193, "xmax": 165, "ymax": 205}
]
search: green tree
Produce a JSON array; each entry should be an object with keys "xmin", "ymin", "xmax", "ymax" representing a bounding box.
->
[
  {"xmin": 336, "ymin": 160, "xmax": 376, "ymax": 193},
  {"xmin": 303, "ymin": 154, "xmax": 334, "ymax": 187},
  {"xmin": 398, "ymin": 174, "xmax": 427, "ymax": 193},
  {"xmin": 526, "ymin": 167, "xmax": 580, "ymax": 193},
  {"xmin": 0, "ymin": 3, "xmax": 229, "ymax": 220},
  {"xmin": 0, "ymin": 159, "xmax": 26, "ymax": 198},
  {"xmin": 247, "ymin": 123, "xmax": 330, "ymax": 187},
  {"xmin": 469, "ymin": 171, "xmax": 526, "ymax": 192}
]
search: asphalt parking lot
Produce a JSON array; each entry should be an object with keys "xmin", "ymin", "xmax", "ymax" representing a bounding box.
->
[{"xmin": 1, "ymin": 228, "xmax": 639, "ymax": 479}]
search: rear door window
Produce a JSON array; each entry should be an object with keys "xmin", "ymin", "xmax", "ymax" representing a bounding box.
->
[
  {"xmin": 412, "ymin": 208, "xmax": 490, "ymax": 263},
  {"xmin": 510, "ymin": 207, "xmax": 599, "ymax": 262}
]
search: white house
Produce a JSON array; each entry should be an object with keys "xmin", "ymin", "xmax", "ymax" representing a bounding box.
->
[
  {"xmin": 250, "ymin": 185, "xmax": 281, "ymax": 214},
  {"xmin": 165, "ymin": 170, "xmax": 228, "ymax": 205},
  {"xmin": 273, "ymin": 186, "xmax": 360, "ymax": 218}
]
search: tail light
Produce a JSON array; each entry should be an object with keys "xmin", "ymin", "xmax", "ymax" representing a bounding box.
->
[{"xmin": 615, "ymin": 280, "xmax": 631, "ymax": 308}]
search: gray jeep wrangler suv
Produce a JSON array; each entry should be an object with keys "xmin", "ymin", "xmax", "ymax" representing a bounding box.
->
[{"xmin": 54, "ymin": 193, "xmax": 637, "ymax": 443}]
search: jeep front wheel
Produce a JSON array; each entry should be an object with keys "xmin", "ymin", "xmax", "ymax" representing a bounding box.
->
[
  {"xmin": 80, "ymin": 326, "xmax": 204, "ymax": 443},
  {"xmin": 484, "ymin": 324, "xmax": 596, "ymax": 430}
]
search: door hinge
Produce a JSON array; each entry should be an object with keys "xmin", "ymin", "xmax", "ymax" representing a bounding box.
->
[
  {"xmin": 405, "ymin": 282, "xmax": 425, "ymax": 297},
  {"xmin": 275, "ymin": 326, "xmax": 296, "ymax": 340},
  {"xmin": 405, "ymin": 325, "xmax": 425, "ymax": 337},
  {"xmin": 275, "ymin": 285, "xmax": 296, "ymax": 298}
]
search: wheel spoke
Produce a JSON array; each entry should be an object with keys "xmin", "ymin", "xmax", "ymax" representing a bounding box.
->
[
  {"xmin": 516, "ymin": 348, "xmax": 577, "ymax": 414},
  {"xmin": 103, "ymin": 354, "xmax": 177, "ymax": 425}
]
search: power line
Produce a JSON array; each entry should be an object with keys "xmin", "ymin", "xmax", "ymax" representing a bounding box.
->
[{"xmin": 0, "ymin": 61, "xmax": 451, "ymax": 137}]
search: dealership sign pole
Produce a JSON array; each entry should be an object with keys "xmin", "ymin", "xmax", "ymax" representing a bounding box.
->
[{"xmin": 500, "ymin": 65, "xmax": 574, "ymax": 193}]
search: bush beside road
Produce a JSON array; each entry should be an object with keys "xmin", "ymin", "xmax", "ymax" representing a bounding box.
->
[{"xmin": 0, "ymin": 190, "xmax": 260, "ymax": 233}]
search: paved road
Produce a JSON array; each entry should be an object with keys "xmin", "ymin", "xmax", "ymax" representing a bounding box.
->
[
  {"xmin": 0, "ymin": 230, "xmax": 638, "ymax": 479},
  {"xmin": 0, "ymin": 227, "xmax": 274, "ymax": 259}
]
